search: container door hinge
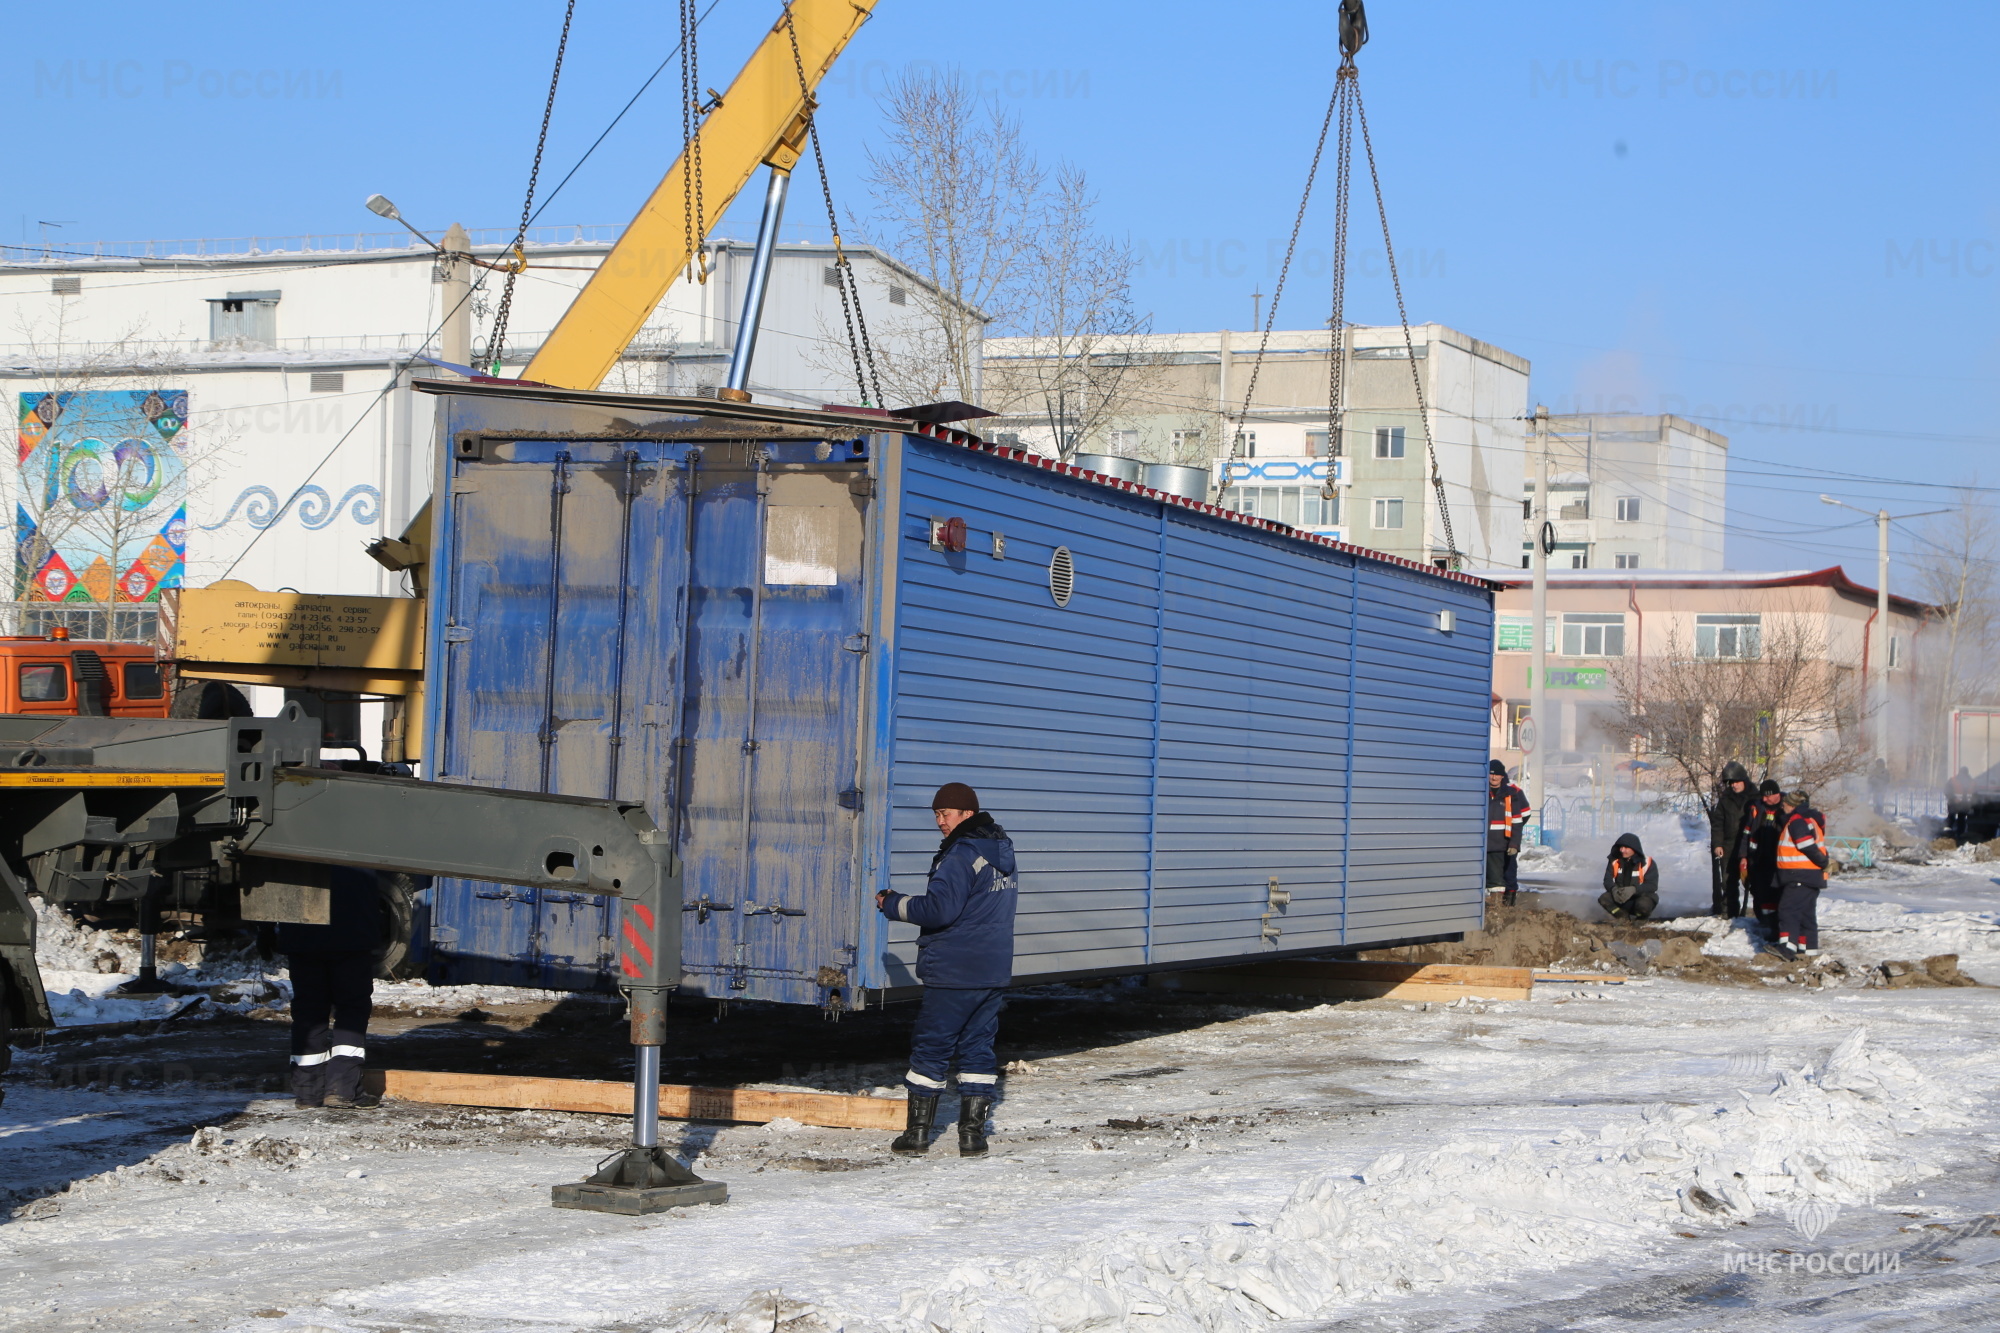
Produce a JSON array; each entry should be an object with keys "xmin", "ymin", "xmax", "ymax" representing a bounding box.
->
[
  {"xmin": 842, "ymin": 634, "xmax": 870, "ymax": 654},
  {"xmin": 848, "ymin": 475, "xmax": 875, "ymax": 499},
  {"xmin": 837, "ymin": 787, "xmax": 863, "ymax": 811},
  {"xmin": 450, "ymin": 477, "xmax": 480, "ymax": 494},
  {"xmin": 443, "ymin": 625, "xmax": 473, "ymax": 643}
]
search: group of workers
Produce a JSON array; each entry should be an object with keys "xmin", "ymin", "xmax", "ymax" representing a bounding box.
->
[
  {"xmin": 1487, "ymin": 758, "xmax": 1830, "ymax": 961},
  {"xmin": 1706, "ymin": 762, "xmax": 1830, "ymax": 961}
]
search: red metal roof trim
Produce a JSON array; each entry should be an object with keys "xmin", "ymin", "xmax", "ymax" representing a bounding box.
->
[
  {"xmin": 908, "ymin": 431, "xmax": 1494, "ymax": 590},
  {"xmin": 1478, "ymin": 566, "xmax": 1936, "ymax": 616}
]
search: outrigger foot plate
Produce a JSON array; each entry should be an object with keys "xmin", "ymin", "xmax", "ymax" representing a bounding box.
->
[{"xmin": 551, "ymin": 1145, "xmax": 728, "ymax": 1215}]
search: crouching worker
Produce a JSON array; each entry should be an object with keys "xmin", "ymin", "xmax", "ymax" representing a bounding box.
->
[
  {"xmin": 279, "ymin": 867, "xmax": 382, "ymax": 1110},
  {"xmin": 1599, "ymin": 833, "xmax": 1659, "ymax": 920},
  {"xmin": 876, "ymin": 783, "xmax": 1018, "ymax": 1158}
]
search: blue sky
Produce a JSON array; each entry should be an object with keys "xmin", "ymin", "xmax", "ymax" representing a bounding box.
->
[{"xmin": 12, "ymin": 1, "xmax": 1997, "ymax": 586}]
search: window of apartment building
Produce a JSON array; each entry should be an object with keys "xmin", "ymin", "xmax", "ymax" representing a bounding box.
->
[
  {"xmin": 1372, "ymin": 496, "xmax": 1404, "ymax": 530},
  {"xmin": 1234, "ymin": 430, "xmax": 1258, "ymax": 457},
  {"xmin": 1221, "ymin": 486, "xmax": 1338, "ymax": 528},
  {"xmin": 1171, "ymin": 428, "xmax": 1204, "ymax": 453},
  {"xmin": 1614, "ymin": 553, "xmax": 1639, "ymax": 569},
  {"xmin": 1696, "ymin": 614, "xmax": 1761, "ymax": 660},
  {"xmin": 1616, "ymin": 496, "xmax": 1641, "ymax": 522},
  {"xmin": 1305, "ymin": 429, "xmax": 1337, "ymax": 457},
  {"xmin": 1555, "ymin": 487, "xmax": 1589, "ymax": 521},
  {"xmin": 1569, "ymin": 552, "xmax": 1588, "ymax": 568},
  {"xmin": 208, "ymin": 291, "xmax": 279, "ymax": 346},
  {"xmin": 1108, "ymin": 429, "xmax": 1138, "ymax": 453},
  {"xmin": 1562, "ymin": 613, "xmax": 1625, "ymax": 657},
  {"xmin": 1522, "ymin": 497, "xmax": 1532, "ymax": 519},
  {"xmin": 1888, "ymin": 634, "xmax": 1903, "ymax": 669},
  {"xmin": 1373, "ymin": 427, "xmax": 1405, "ymax": 460}
]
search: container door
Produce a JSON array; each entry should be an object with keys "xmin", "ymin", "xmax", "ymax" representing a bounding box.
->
[
  {"xmin": 676, "ymin": 460, "xmax": 868, "ymax": 1004},
  {"xmin": 429, "ymin": 443, "xmax": 691, "ymax": 989}
]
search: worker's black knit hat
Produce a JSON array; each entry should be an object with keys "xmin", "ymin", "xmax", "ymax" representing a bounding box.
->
[
  {"xmin": 1758, "ymin": 779, "xmax": 1782, "ymax": 796},
  {"xmin": 932, "ymin": 782, "xmax": 980, "ymax": 811},
  {"xmin": 1489, "ymin": 759, "xmax": 1508, "ymax": 776}
]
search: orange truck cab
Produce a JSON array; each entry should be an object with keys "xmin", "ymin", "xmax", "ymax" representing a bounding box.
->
[{"xmin": 0, "ymin": 630, "xmax": 170, "ymax": 717}]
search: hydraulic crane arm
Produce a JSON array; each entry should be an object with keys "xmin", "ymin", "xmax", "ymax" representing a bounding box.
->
[{"xmin": 524, "ymin": 0, "xmax": 877, "ymax": 391}]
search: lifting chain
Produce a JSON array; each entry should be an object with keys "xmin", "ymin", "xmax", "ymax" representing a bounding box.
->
[
  {"xmin": 1222, "ymin": 0, "xmax": 1460, "ymax": 568},
  {"xmin": 680, "ymin": 0, "xmax": 709, "ymax": 284},
  {"xmin": 784, "ymin": 3, "xmax": 882, "ymax": 406},
  {"xmin": 488, "ymin": 0, "xmax": 578, "ymax": 375}
]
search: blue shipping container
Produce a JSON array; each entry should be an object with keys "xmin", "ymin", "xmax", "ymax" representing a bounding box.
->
[{"xmin": 418, "ymin": 385, "xmax": 1496, "ymax": 1006}]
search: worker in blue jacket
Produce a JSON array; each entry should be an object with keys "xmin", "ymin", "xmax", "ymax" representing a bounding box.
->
[{"xmin": 876, "ymin": 782, "xmax": 1018, "ymax": 1158}]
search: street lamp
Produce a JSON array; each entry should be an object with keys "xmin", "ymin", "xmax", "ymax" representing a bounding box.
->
[
  {"xmin": 364, "ymin": 194, "xmax": 441, "ymax": 251},
  {"xmin": 1819, "ymin": 495, "xmax": 1949, "ymax": 765}
]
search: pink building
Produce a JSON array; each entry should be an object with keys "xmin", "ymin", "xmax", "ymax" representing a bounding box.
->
[{"xmin": 1477, "ymin": 568, "xmax": 1937, "ymax": 781}]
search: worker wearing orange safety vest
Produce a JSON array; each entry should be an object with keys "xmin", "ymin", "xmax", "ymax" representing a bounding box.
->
[
  {"xmin": 1486, "ymin": 760, "xmax": 1530, "ymax": 906},
  {"xmin": 1599, "ymin": 832, "xmax": 1660, "ymax": 920},
  {"xmin": 1768, "ymin": 791, "xmax": 1828, "ymax": 961}
]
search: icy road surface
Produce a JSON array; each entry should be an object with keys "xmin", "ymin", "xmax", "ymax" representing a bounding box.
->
[{"xmin": 4, "ymin": 976, "xmax": 1997, "ymax": 1332}]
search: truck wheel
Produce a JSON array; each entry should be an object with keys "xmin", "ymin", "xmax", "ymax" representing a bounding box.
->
[{"xmin": 374, "ymin": 873, "xmax": 421, "ymax": 981}]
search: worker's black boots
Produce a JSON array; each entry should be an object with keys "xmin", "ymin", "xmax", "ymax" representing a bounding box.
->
[
  {"xmin": 1501, "ymin": 889, "xmax": 1518, "ymax": 907},
  {"xmin": 958, "ymin": 1096, "xmax": 993, "ymax": 1157},
  {"xmin": 891, "ymin": 1094, "xmax": 938, "ymax": 1154}
]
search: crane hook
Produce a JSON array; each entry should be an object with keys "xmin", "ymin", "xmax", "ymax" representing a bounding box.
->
[{"xmin": 1340, "ymin": 0, "xmax": 1369, "ymax": 59}]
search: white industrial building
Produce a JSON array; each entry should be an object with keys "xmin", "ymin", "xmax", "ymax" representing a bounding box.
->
[
  {"xmin": 1521, "ymin": 414, "xmax": 1730, "ymax": 571},
  {"xmin": 981, "ymin": 325, "xmax": 1531, "ymax": 568},
  {"xmin": 0, "ymin": 224, "xmax": 967, "ymax": 633}
]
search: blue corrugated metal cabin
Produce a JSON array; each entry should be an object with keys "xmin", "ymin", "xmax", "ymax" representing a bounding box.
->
[{"xmin": 415, "ymin": 383, "xmax": 1496, "ymax": 1007}]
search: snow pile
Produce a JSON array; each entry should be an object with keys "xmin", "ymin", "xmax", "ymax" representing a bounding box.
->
[
  {"xmin": 371, "ymin": 980, "xmax": 609, "ymax": 1010},
  {"xmin": 1681, "ymin": 915, "xmax": 1763, "ymax": 958},
  {"xmin": 41, "ymin": 973, "xmax": 193, "ymax": 1027},
  {"xmin": 31, "ymin": 898, "xmax": 135, "ymax": 974},
  {"xmin": 1818, "ymin": 899, "xmax": 2000, "ymax": 980},
  {"xmin": 38, "ymin": 969, "xmax": 288, "ymax": 1027},
  {"xmin": 803, "ymin": 1029, "xmax": 1965, "ymax": 1332}
]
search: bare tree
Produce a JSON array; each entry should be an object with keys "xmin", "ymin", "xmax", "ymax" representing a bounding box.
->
[
  {"xmin": 857, "ymin": 69, "xmax": 1046, "ymax": 405},
  {"xmin": 1909, "ymin": 485, "xmax": 2000, "ymax": 781},
  {"xmin": 986, "ymin": 167, "xmax": 1157, "ymax": 461},
  {"xmin": 1606, "ymin": 603, "xmax": 1872, "ymax": 818}
]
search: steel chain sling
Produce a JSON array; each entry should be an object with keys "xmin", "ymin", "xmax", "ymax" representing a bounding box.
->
[{"xmin": 488, "ymin": 0, "xmax": 578, "ymax": 375}]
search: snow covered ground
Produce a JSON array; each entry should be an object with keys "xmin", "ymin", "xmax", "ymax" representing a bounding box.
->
[{"xmin": 4, "ymin": 845, "xmax": 1997, "ymax": 1332}]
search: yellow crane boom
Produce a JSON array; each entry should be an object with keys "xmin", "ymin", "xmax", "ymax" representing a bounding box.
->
[{"xmin": 525, "ymin": 0, "xmax": 878, "ymax": 391}]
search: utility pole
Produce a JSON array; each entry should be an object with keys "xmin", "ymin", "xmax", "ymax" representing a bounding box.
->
[
  {"xmin": 1875, "ymin": 507, "xmax": 1890, "ymax": 767},
  {"xmin": 439, "ymin": 223, "xmax": 473, "ymax": 376},
  {"xmin": 1530, "ymin": 405, "xmax": 1550, "ymax": 821}
]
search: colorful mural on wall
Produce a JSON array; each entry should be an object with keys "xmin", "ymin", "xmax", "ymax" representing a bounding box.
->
[{"xmin": 15, "ymin": 390, "xmax": 188, "ymax": 604}]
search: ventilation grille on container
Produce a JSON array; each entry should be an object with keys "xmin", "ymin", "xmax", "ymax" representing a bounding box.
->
[
  {"xmin": 823, "ymin": 266, "xmax": 842, "ymax": 287},
  {"xmin": 51, "ymin": 276, "xmax": 81, "ymax": 295},
  {"xmin": 309, "ymin": 372, "xmax": 345, "ymax": 393},
  {"xmin": 888, "ymin": 284, "xmax": 908, "ymax": 305},
  {"xmin": 1048, "ymin": 546, "xmax": 1075, "ymax": 608}
]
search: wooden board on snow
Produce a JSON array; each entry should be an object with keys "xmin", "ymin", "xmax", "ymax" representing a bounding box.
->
[
  {"xmin": 362, "ymin": 1069, "xmax": 905, "ymax": 1130},
  {"xmin": 1149, "ymin": 959, "xmax": 1533, "ymax": 1001}
]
